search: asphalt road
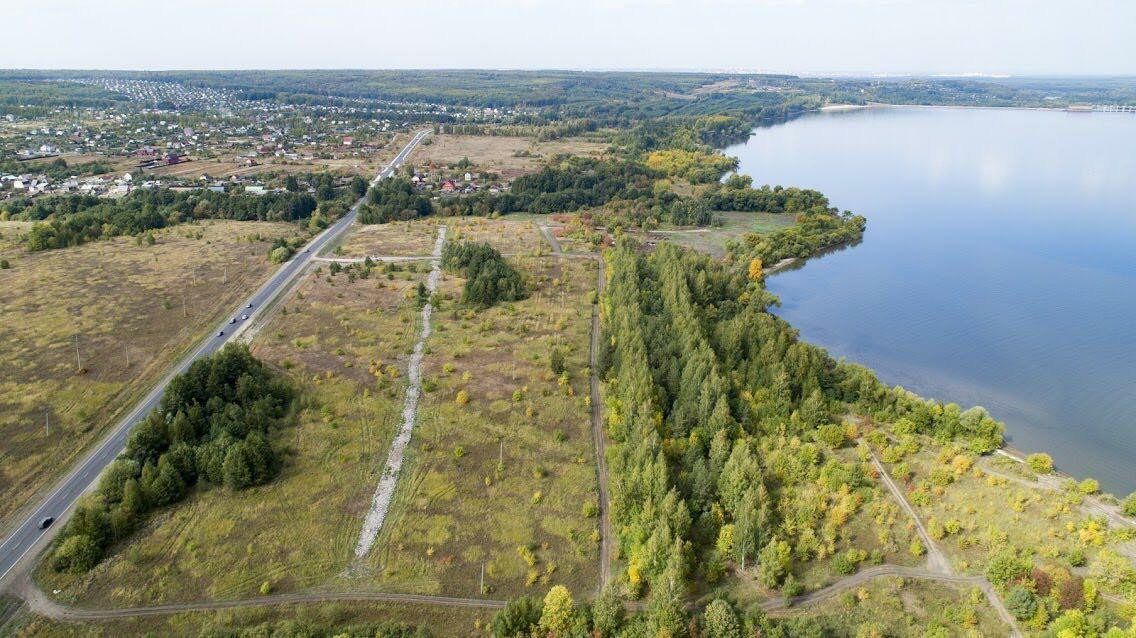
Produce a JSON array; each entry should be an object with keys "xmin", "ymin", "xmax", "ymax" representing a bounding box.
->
[{"xmin": 0, "ymin": 130, "xmax": 428, "ymax": 588}]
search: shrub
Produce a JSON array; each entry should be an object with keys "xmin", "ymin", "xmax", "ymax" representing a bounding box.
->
[
  {"xmin": 549, "ymin": 348, "xmax": 566, "ymax": 376},
  {"xmin": 1004, "ymin": 585, "xmax": 1037, "ymax": 620},
  {"xmin": 985, "ymin": 552, "xmax": 1032, "ymax": 588},
  {"xmin": 491, "ymin": 595, "xmax": 543, "ymax": 638},
  {"xmin": 1026, "ymin": 452, "xmax": 1054, "ymax": 474},
  {"xmin": 0, "ymin": 258, "xmax": 9, "ymax": 269},
  {"xmin": 816, "ymin": 423, "xmax": 846, "ymax": 448},
  {"xmin": 50, "ymin": 534, "xmax": 100, "ymax": 573},
  {"xmin": 909, "ymin": 537, "xmax": 926, "ymax": 557},
  {"xmin": 1079, "ymin": 478, "xmax": 1100, "ymax": 495},
  {"xmin": 455, "ymin": 390, "xmax": 470, "ymax": 406},
  {"xmin": 1123, "ymin": 492, "xmax": 1136, "ymax": 517}
]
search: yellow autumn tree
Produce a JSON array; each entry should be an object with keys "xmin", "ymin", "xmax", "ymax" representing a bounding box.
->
[{"xmin": 747, "ymin": 258, "xmax": 764, "ymax": 282}]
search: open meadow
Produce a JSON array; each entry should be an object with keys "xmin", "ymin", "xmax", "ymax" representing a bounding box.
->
[
  {"xmin": 338, "ymin": 216, "xmax": 547, "ymax": 258},
  {"xmin": 408, "ymin": 134, "xmax": 607, "ymax": 180},
  {"xmin": 354, "ymin": 250, "xmax": 601, "ymax": 599},
  {"xmin": 0, "ymin": 220, "xmax": 303, "ymax": 530}
]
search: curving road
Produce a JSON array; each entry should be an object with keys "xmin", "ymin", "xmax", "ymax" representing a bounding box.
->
[{"xmin": 0, "ymin": 130, "xmax": 429, "ymax": 591}]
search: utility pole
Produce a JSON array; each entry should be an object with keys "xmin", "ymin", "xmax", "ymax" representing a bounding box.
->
[
  {"xmin": 45, "ymin": 409, "xmax": 50, "ymax": 437},
  {"xmin": 182, "ymin": 290, "xmax": 188, "ymax": 318},
  {"xmin": 123, "ymin": 341, "xmax": 130, "ymax": 368},
  {"xmin": 480, "ymin": 562, "xmax": 485, "ymax": 594},
  {"xmin": 73, "ymin": 334, "xmax": 82, "ymax": 373}
]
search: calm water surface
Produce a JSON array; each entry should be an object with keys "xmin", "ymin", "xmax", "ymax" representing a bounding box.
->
[{"xmin": 725, "ymin": 107, "xmax": 1136, "ymax": 492}]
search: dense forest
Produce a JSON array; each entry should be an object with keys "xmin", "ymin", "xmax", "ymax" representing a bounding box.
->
[{"xmin": 50, "ymin": 345, "xmax": 294, "ymax": 573}]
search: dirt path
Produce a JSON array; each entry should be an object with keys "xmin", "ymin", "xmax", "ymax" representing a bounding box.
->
[
  {"xmin": 867, "ymin": 446, "xmax": 1022, "ymax": 636},
  {"xmin": 539, "ymin": 219, "xmax": 613, "ymax": 591},
  {"xmin": 760, "ymin": 564, "xmax": 986, "ymax": 613},
  {"xmin": 353, "ymin": 226, "xmax": 447, "ymax": 560},
  {"xmin": 588, "ymin": 255, "xmax": 612, "ymax": 591},
  {"xmin": 16, "ymin": 577, "xmax": 504, "ymax": 622},
  {"xmin": 538, "ymin": 223, "xmax": 563, "ymax": 255},
  {"xmin": 867, "ymin": 448, "xmax": 951, "ymax": 575}
]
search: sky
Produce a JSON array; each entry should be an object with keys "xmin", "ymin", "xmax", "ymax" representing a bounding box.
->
[{"xmin": 3, "ymin": 0, "xmax": 1134, "ymax": 76}]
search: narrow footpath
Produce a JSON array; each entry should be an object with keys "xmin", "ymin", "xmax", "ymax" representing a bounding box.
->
[
  {"xmin": 353, "ymin": 226, "xmax": 447, "ymax": 560},
  {"xmin": 540, "ymin": 221, "xmax": 613, "ymax": 591}
]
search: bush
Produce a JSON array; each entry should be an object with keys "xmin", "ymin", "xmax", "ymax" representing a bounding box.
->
[
  {"xmin": 816, "ymin": 423, "xmax": 847, "ymax": 448},
  {"xmin": 1004, "ymin": 585, "xmax": 1037, "ymax": 620},
  {"xmin": 1122, "ymin": 492, "xmax": 1136, "ymax": 517},
  {"xmin": 1026, "ymin": 452, "xmax": 1054, "ymax": 474},
  {"xmin": 491, "ymin": 596, "xmax": 543, "ymax": 638},
  {"xmin": 51, "ymin": 534, "xmax": 101, "ymax": 573},
  {"xmin": 1079, "ymin": 478, "xmax": 1100, "ymax": 495},
  {"xmin": 985, "ymin": 552, "xmax": 1031, "ymax": 588},
  {"xmin": 0, "ymin": 258, "xmax": 9, "ymax": 269},
  {"xmin": 549, "ymin": 348, "xmax": 566, "ymax": 376},
  {"xmin": 455, "ymin": 390, "xmax": 470, "ymax": 406}
]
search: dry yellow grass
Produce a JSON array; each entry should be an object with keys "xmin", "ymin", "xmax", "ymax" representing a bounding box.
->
[
  {"xmin": 409, "ymin": 134, "xmax": 606, "ymax": 179},
  {"xmin": 34, "ymin": 261, "xmax": 426, "ymax": 605},
  {"xmin": 0, "ymin": 220, "xmax": 302, "ymax": 529}
]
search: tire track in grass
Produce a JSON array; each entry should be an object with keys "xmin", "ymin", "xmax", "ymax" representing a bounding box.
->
[{"xmin": 353, "ymin": 226, "xmax": 447, "ymax": 560}]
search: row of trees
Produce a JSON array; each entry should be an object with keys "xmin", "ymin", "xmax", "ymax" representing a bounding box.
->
[
  {"xmin": 5, "ymin": 171, "xmax": 369, "ymax": 252},
  {"xmin": 50, "ymin": 345, "xmax": 294, "ymax": 573},
  {"xmin": 440, "ymin": 240, "xmax": 527, "ymax": 308},
  {"xmin": 10, "ymin": 188, "xmax": 320, "ymax": 251}
]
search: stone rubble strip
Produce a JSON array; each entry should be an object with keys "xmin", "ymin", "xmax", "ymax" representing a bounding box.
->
[{"xmin": 354, "ymin": 225, "xmax": 447, "ymax": 559}]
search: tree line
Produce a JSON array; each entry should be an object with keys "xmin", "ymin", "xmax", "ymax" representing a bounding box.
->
[{"xmin": 1, "ymin": 173, "xmax": 370, "ymax": 252}]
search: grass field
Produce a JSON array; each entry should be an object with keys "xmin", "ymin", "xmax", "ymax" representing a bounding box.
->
[
  {"xmin": 408, "ymin": 134, "xmax": 607, "ymax": 179},
  {"xmin": 34, "ymin": 260, "xmax": 426, "ymax": 606},
  {"xmin": 0, "ymin": 220, "xmax": 304, "ymax": 530},
  {"xmin": 639, "ymin": 211, "xmax": 795, "ymax": 258},
  {"xmin": 356, "ymin": 253, "xmax": 600, "ymax": 599},
  {"xmin": 339, "ymin": 216, "xmax": 548, "ymax": 258}
]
